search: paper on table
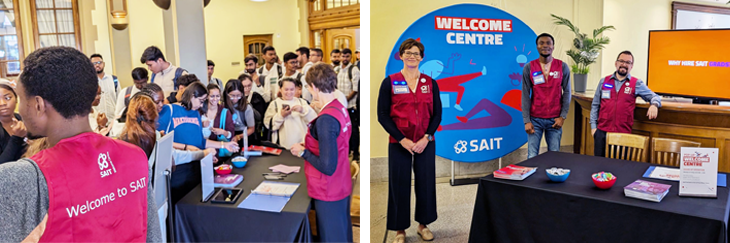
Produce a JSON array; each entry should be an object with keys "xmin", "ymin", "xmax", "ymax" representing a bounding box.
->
[
  {"xmin": 643, "ymin": 166, "xmax": 727, "ymax": 187},
  {"xmin": 237, "ymin": 193, "xmax": 290, "ymax": 213},
  {"xmin": 269, "ymin": 164, "xmax": 301, "ymax": 174}
]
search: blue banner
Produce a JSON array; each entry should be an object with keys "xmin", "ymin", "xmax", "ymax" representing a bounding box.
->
[{"xmin": 385, "ymin": 3, "xmax": 537, "ymax": 162}]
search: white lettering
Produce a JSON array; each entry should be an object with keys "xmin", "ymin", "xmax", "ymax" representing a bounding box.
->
[
  {"xmin": 682, "ymin": 61, "xmax": 695, "ymax": 66},
  {"xmin": 436, "ymin": 17, "xmax": 451, "ymax": 29},
  {"xmin": 490, "ymin": 20, "xmax": 502, "ymax": 31},
  {"xmin": 130, "ymin": 177, "xmax": 147, "ymax": 193},
  {"xmin": 696, "ymin": 61, "xmax": 708, "ymax": 66},
  {"xmin": 470, "ymin": 19, "xmax": 479, "ymax": 30},
  {"xmin": 503, "ymin": 21, "xmax": 512, "ymax": 31},
  {"xmin": 465, "ymin": 33, "xmax": 476, "ymax": 45},
  {"xmin": 462, "ymin": 137, "xmax": 506, "ymax": 152},
  {"xmin": 453, "ymin": 18, "xmax": 461, "ymax": 29},
  {"xmin": 478, "ymin": 20, "xmax": 489, "ymax": 30},
  {"xmin": 495, "ymin": 34, "xmax": 503, "ymax": 45},
  {"xmin": 668, "ymin": 60, "xmax": 681, "ymax": 65},
  {"xmin": 485, "ymin": 34, "xmax": 494, "ymax": 45},
  {"xmin": 456, "ymin": 33, "xmax": 465, "ymax": 44},
  {"xmin": 470, "ymin": 140, "xmax": 479, "ymax": 152},
  {"xmin": 494, "ymin": 137, "xmax": 503, "ymax": 149},
  {"xmin": 446, "ymin": 32, "xmax": 456, "ymax": 44},
  {"xmin": 480, "ymin": 139, "xmax": 490, "ymax": 151}
]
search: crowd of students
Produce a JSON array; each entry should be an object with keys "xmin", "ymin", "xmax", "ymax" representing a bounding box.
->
[{"xmin": 0, "ymin": 44, "xmax": 359, "ymax": 242}]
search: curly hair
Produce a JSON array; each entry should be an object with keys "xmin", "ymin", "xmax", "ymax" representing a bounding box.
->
[{"xmin": 120, "ymin": 94, "xmax": 158, "ymax": 158}]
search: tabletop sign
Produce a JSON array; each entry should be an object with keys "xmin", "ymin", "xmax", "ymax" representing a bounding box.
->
[{"xmin": 679, "ymin": 147, "xmax": 719, "ymax": 198}]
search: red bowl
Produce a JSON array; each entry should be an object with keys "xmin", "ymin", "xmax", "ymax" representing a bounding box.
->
[
  {"xmin": 592, "ymin": 176, "xmax": 617, "ymax": 189},
  {"xmin": 215, "ymin": 164, "xmax": 232, "ymax": 175}
]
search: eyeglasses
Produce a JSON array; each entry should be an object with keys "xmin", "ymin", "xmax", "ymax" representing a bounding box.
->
[
  {"xmin": 403, "ymin": 52, "xmax": 421, "ymax": 57},
  {"xmin": 229, "ymin": 94, "xmax": 242, "ymax": 100},
  {"xmin": 616, "ymin": 60, "xmax": 633, "ymax": 65},
  {"xmin": 92, "ymin": 61, "xmax": 103, "ymax": 65}
]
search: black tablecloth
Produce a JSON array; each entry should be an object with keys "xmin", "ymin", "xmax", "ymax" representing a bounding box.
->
[
  {"xmin": 468, "ymin": 151, "xmax": 730, "ymax": 243},
  {"xmin": 174, "ymin": 152, "xmax": 312, "ymax": 242}
]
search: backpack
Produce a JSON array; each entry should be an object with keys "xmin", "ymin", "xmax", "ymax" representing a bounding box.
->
[
  {"xmin": 123, "ymin": 86, "xmax": 134, "ymax": 107},
  {"xmin": 151, "ymin": 67, "xmax": 186, "ymax": 91},
  {"xmin": 257, "ymin": 64, "xmax": 283, "ymax": 79},
  {"xmin": 112, "ymin": 75, "xmax": 119, "ymax": 91}
]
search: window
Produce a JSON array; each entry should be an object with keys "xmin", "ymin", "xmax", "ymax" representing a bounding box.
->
[
  {"xmin": 243, "ymin": 34, "xmax": 273, "ymax": 66},
  {"xmin": 326, "ymin": 0, "xmax": 358, "ymax": 9},
  {"xmin": 0, "ymin": 0, "xmax": 22, "ymax": 77},
  {"xmin": 31, "ymin": 0, "xmax": 81, "ymax": 50}
]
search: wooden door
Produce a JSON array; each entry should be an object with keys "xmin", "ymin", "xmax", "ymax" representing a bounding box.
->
[
  {"xmin": 324, "ymin": 28, "xmax": 356, "ymax": 64},
  {"xmin": 243, "ymin": 34, "xmax": 273, "ymax": 66}
]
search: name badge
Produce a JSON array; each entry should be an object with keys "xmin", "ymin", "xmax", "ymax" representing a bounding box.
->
[
  {"xmin": 602, "ymin": 89, "xmax": 611, "ymax": 99},
  {"xmin": 393, "ymin": 81, "xmax": 409, "ymax": 94},
  {"xmin": 532, "ymin": 71, "xmax": 545, "ymax": 85}
]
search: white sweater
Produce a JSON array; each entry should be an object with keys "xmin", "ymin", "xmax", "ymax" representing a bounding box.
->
[{"xmin": 264, "ymin": 98, "xmax": 317, "ymax": 149}]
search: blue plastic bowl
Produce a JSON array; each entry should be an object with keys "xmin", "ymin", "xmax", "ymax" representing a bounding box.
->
[
  {"xmin": 546, "ymin": 169, "xmax": 570, "ymax": 182},
  {"xmin": 231, "ymin": 157, "xmax": 248, "ymax": 168}
]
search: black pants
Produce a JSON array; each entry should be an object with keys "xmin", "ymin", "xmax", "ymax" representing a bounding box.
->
[
  {"xmin": 387, "ymin": 142, "xmax": 437, "ymax": 230},
  {"xmin": 313, "ymin": 197, "xmax": 353, "ymax": 242},
  {"xmin": 593, "ymin": 128, "xmax": 607, "ymax": 157},
  {"xmin": 348, "ymin": 108, "xmax": 360, "ymax": 160},
  {"xmin": 170, "ymin": 162, "xmax": 201, "ymax": 205}
]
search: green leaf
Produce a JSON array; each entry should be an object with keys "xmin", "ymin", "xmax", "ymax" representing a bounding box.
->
[
  {"xmin": 552, "ymin": 14, "xmax": 615, "ymax": 73},
  {"xmin": 592, "ymin": 26, "xmax": 615, "ymax": 38}
]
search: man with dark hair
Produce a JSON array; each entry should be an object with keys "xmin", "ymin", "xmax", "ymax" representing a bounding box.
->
[
  {"xmin": 522, "ymin": 33, "xmax": 571, "ymax": 159},
  {"xmin": 114, "ymin": 67, "xmax": 149, "ymax": 122},
  {"xmin": 207, "ymin": 60, "xmax": 223, "ymax": 89},
  {"xmin": 166, "ymin": 74, "xmax": 201, "ymax": 104},
  {"xmin": 90, "ymin": 53, "xmax": 119, "ymax": 129},
  {"xmin": 355, "ymin": 49, "xmax": 360, "ymax": 69},
  {"xmin": 0, "ymin": 47, "xmax": 161, "ymax": 242},
  {"xmin": 140, "ymin": 46, "xmax": 188, "ymax": 98},
  {"xmin": 297, "ymin": 47, "xmax": 315, "ymax": 102},
  {"xmin": 311, "ymin": 48, "xmax": 324, "ymax": 64},
  {"xmin": 277, "ymin": 52, "xmax": 303, "ymax": 99},
  {"xmin": 337, "ymin": 48, "xmax": 360, "ymax": 161},
  {"xmin": 330, "ymin": 49, "xmax": 342, "ymax": 73},
  {"xmin": 590, "ymin": 50, "xmax": 661, "ymax": 157},
  {"xmin": 257, "ymin": 46, "xmax": 282, "ymax": 102},
  {"xmin": 240, "ymin": 54, "xmax": 267, "ymax": 100}
]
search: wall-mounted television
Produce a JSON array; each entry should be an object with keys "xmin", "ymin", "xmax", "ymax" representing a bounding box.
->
[{"xmin": 647, "ymin": 29, "xmax": 730, "ymax": 103}]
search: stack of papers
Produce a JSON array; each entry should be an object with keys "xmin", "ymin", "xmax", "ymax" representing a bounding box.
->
[
  {"xmin": 269, "ymin": 164, "xmax": 301, "ymax": 174},
  {"xmin": 493, "ymin": 165, "xmax": 537, "ymax": 180},
  {"xmin": 624, "ymin": 180, "xmax": 671, "ymax": 202}
]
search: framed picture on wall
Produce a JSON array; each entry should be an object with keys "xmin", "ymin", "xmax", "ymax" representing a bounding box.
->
[{"xmin": 672, "ymin": 1, "xmax": 730, "ymax": 29}]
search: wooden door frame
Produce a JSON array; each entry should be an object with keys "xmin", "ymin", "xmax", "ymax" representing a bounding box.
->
[{"xmin": 243, "ymin": 34, "xmax": 273, "ymax": 66}]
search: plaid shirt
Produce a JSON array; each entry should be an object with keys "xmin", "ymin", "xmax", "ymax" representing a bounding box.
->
[{"xmin": 336, "ymin": 63, "xmax": 359, "ymax": 108}]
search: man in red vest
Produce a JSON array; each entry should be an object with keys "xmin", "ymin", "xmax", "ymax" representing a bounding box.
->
[
  {"xmin": 591, "ymin": 50, "xmax": 661, "ymax": 156},
  {"xmin": 522, "ymin": 33, "xmax": 572, "ymax": 159},
  {"xmin": 0, "ymin": 47, "xmax": 161, "ymax": 242}
]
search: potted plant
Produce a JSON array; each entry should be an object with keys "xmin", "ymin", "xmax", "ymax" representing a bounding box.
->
[{"xmin": 551, "ymin": 14, "xmax": 614, "ymax": 92}]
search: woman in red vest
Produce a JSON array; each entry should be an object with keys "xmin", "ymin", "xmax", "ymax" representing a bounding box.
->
[
  {"xmin": 290, "ymin": 63, "xmax": 353, "ymax": 242},
  {"xmin": 377, "ymin": 38, "xmax": 442, "ymax": 243}
]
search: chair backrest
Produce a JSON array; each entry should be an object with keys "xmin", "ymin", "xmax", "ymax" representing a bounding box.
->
[
  {"xmin": 651, "ymin": 137, "xmax": 701, "ymax": 167},
  {"xmin": 605, "ymin": 132, "xmax": 649, "ymax": 162}
]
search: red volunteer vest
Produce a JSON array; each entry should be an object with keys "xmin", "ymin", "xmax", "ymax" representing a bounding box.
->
[
  {"xmin": 598, "ymin": 75, "xmax": 638, "ymax": 133},
  {"xmin": 304, "ymin": 100, "xmax": 353, "ymax": 201},
  {"xmin": 529, "ymin": 59, "xmax": 564, "ymax": 118},
  {"xmin": 388, "ymin": 72, "xmax": 434, "ymax": 143},
  {"xmin": 33, "ymin": 132, "xmax": 149, "ymax": 242}
]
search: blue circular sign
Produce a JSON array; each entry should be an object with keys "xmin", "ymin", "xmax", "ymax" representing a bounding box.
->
[{"xmin": 385, "ymin": 3, "xmax": 537, "ymax": 162}]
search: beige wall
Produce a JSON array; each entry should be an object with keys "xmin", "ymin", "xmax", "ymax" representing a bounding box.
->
[
  {"xmin": 203, "ymin": 0, "xmax": 303, "ymax": 82},
  {"xmin": 370, "ymin": 0, "xmax": 604, "ymax": 158}
]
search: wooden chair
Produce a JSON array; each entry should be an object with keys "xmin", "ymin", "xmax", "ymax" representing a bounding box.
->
[
  {"xmin": 651, "ymin": 137, "xmax": 701, "ymax": 167},
  {"xmin": 605, "ymin": 132, "xmax": 649, "ymax": 162}
]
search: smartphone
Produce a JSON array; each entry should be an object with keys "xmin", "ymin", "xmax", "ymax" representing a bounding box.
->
[
  {"xmin": 282, "ymin": 104, "xmax": 290, "ymax": 110},
  {"xmin": 263, "ymin": 173, "xmax": 285, "ymax": 177},
  {"xmin": 210, "ymin": 188, "xmax": 243, "ymax": 204},
  {"xmin": 264, "ymin": 175, "xmax": 284, "ymax": 180}
]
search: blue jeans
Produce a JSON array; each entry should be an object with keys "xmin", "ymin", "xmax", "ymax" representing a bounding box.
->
[{"xmin": 527, "ymin": 117, "xmax": 562, "ymax": 159}]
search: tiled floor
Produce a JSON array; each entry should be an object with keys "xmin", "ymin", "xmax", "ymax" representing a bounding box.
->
[{"xmin": 370, "ymin": 181, "xmax": 479, "ymax": 243}]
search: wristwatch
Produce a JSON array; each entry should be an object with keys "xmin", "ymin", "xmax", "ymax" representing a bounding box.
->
[
  {"xmin": 425, "ymin": 134, "xmax": 434, "ymax": 142},
  {"xmin": 298, "ymin": 149, "xmax": 306, "ymax": 157}
]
